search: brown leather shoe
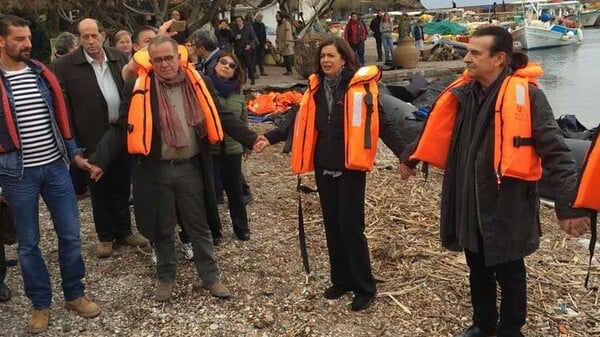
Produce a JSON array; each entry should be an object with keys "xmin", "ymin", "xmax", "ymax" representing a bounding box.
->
[
  {"xmin": 95, "ymin": 241, "xmax": 113, "ymax": 258},
  {"xmin": 117, "ymin": 233, "xmax": 149, "ymax": 247},
  {"xmin": 154, "ymin": 281, "xmax": 175, "ymax": 302},
  {"xmin": 202, "ymin": 279, "xmax": 231, "ymax": 299},
  {"xmin": 27, "ymin": 309, "xmax": 50, "ymax": 334},
  {"xmin": 65, "ymin": 296, "xmax": 100, "ymax": 318}
]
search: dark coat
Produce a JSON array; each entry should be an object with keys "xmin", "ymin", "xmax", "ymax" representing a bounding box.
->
[
  {"xmin": 403, "ymin": 68, "xmax": 588, "ymax": 265},
  {"xmin": 265, "ymin": 68, "xmax": 407, "ymax": 169},
  {"xmin": 49, "ymin": 46, "xmax": 129, "ymax": 156},
  {"xmin": 232, "ymin": 24, "xmax": 256, "ymax": 56},
  {"xmin": 89, "ymin": 73, "xmax": 258, "ymax": 242},
  {"xmin": 369, "ymin": 15, "xmax": 382, "ymax": 37}
]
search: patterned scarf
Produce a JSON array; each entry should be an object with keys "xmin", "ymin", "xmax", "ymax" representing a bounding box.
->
[{"xmin": 154, "ymin": 68, "xmax": 205, "ymax": 148}]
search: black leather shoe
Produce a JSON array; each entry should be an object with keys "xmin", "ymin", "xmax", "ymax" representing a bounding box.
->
[
  {"xmin": 212, "ymin": 236, "xmax": 223, "ymax": 246},
  {"xmin": 260, "ymin": 72, "xmax": 268, "ymax": 76},
  {"xmin": 323, "ymin": 285, "xmax": 349, "ymax": 299},
  {"xmin": 283, "ymin": 71, "xmax": 292, "ymax": 75},
  {"xmin": 351, "ymin": 293, "xmax": 374, "ymax": 311},
  {"xmin": 455, "ymin": 325, "xmax": 496, "ymax": 337},
  {"xmin": 236, "ymin": 232, "xmax": 250, "ymax": 241},
  {"xmin": 0, "ymin": 282, "xmax": 11, "ymax": 302}
]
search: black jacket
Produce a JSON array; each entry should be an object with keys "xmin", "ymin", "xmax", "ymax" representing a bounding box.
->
[
  {"xmin": 369, "ymin": 15, "xmax": 382, "ymax": 37},
  {"xmin": 265, "ymin": 69, "xmax": 407, "ymax": 170},
  {"xmin": 49, "ymin": 46, "xmax": 129, "ymax": 156},
  {"xmin": 403, "ymin": 68, "xmax": 588, "ymax": 265},
  {"xmin": 89, "ymin": 73, "xmax": 258, "ymax": 242}
]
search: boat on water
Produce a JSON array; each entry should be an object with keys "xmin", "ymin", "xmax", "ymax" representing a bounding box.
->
[
  {"xmin": 511, "ymin": 0, "xmax": 584, "ymax": 50},
  {"xmin": 566, "ymin": 9, "xmax": 600, "ymax": 27}
]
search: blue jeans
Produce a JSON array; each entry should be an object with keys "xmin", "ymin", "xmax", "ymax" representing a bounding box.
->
[{"xmin": 0, "ymin": 160, "xmax": 85, "ymax": 309}]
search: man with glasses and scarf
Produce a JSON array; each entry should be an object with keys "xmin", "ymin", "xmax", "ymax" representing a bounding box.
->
[{"xmin": 87, "ymin": 36, "xmax": 266, "ymax": 302}]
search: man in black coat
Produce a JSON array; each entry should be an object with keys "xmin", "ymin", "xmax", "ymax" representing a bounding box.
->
[
  {"xmin": 369, "ymin": 10, "xmax": 383, "ymax": 62},
  {"xmin": 253, "ymin": 12, "xmax": 268, "ymax": 76},
  {"xmin": 50, "ymin": 18, "xmax": 148, "ymax": 259},
  {"xmin": 400, "ymin": 27, "xmax": 590, "ymax": 337},
  {"xmin": 232, "ymin": 15, "xmax": 257, "ymax": 85}
]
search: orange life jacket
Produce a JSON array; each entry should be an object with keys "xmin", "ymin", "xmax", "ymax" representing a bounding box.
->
[
  {"xmin": 291, "ymin": 66, "xmax": 381, "ymax": 174},
  {"xmin": 126, "ymin": 45, "xmax": 223, "ymax": 156},
  {"xmin": 410, "ymin": 63, "xmax": 544, "ymax": 183},
  {"xmin": 574, "ymin": 128, "xmax": 600, "ymax": 210}
]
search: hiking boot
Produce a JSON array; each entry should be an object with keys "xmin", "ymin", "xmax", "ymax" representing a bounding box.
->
[
  {"xmin": 117, "ymin": 233, "xmax": 149, "ymax": 247},
  {"xmin": 202, "ymin": 279, "xmax": 231, "ymax": 298},
  {"xmin": 181, "ymin": 243, "xmax": 194, "ymax": 260},
  {"xmin": 27, "ymin": 308, "xmax": 50, "ymax": 334},
  {"xmin": 65, "ymin": 296, "xmax": 100, "ymax": 318},
  {"xmin": 154, "ymin": 281, "xmax": 175, "ymax": 302},
  {"xmin": 95, "ymin": 241, "xmax": 113, "ymax": 258}
]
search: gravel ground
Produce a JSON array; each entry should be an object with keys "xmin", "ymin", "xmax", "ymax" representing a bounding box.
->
[{"xmin": 1, "ymin": 123, "xmax": 599, "ymax": 336}]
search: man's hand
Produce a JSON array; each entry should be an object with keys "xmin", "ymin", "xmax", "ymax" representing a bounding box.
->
[
  {"xmin": 158, "ymin": 19, "xmax": 179, "ymax": 38},
  {"xmin": 398, "ymin": 163, "xmax": 416, "ymax": 180},
  {"xmin": 559, "ymin": 216, "xmax": 591, "ymax": 237},
  {"xmin": 88, "ymin": 164, "xmax": 104, "ymax": 182},
  {"xmin": 253, "ymin": 135, "xmax": 270, "ymax": 153},
  {"xmin": 72, "ymin": 154, "xmax": 91, "ymax": 171}
]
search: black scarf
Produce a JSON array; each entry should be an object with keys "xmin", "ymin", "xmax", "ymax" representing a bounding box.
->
[
  {"xmin": 446, "ymin": 69, "xmax": 508, "ymax": 253},
  {"xmin": 209, "ymin": 73, "xmax": 237, "ymax": 97}
]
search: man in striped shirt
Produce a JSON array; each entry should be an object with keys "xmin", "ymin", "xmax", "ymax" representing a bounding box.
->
[{"xmin": 0, "ymin": 15, "xmax": 100, "ymax": 333}]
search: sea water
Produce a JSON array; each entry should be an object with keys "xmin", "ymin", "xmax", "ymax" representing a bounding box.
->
[{"xmin": 526, "ymin": 28, "xmax": 600, "ymax": 128}]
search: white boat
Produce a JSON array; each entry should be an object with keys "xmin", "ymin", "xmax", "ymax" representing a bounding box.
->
[
  {"xmin": 566, "ymin": 9, "xmax": 600, "ymax": 27},
  {"xmin": 511, "ymin": 0, "xmax": 584, "ymax": 50},
  {"xmin": 512, "ymin": 23, "xmax": 583, "ymax": 49}
]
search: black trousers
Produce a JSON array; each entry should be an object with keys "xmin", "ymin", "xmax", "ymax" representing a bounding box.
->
[
  {"xmin": 315, "ymin": 169, "xmax": 376, "ymax": 296},
  {"xmin": 374, "ymin": 34, "xmax": 383, "ymax": 60},
  {"xmin": 465, "ymin": 246, "xmax": 526, "ymax": 337},
  {"xmin": 87, "ymin": 153, "xmax": 132, "ymax": 242},
  {"xmin": 212, "ymin": 154, "xmax": 249, "ymax": 236},
  {"xmin": 255, "ymin": 44, "xmax": 266, "ymax": 74},
  {"xmin": 241, "ymin": 50, "xmax": 256, "ymax": 81}
]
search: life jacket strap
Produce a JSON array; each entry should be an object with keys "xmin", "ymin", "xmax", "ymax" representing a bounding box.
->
[
  {"xmin": 296, "ymin": 176, "xmax": 317, "ymax": 276},
  {"xmin": 585, "ymin": 211, "xmax": 597, "ymax": 289},
  {"xmin": 513, "ymin": 136, "xmax": 534, "ymax": 147},
  {"xmin": 363, "ymin": 83, "xmax": 374, "ymax": 150}
]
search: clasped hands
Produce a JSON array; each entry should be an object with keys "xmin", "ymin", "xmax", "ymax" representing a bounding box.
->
[
  {"xmin": 73, "ymin": 154, "xmax": 103, "ymax": 182},
  {"xmin": 253, "ymin": 135, "xmax": 270, "ymax": 153}
]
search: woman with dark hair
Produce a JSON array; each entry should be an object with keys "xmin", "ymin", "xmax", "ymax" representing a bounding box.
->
[
  {"xmin": 216, "ymin": 19, "xmax": 234, "ymax": 52},
  {"xmin": 208, "ymin": 52, "xmax": 252, "ymax": 241},
  {"xmin": 257, "ymin": 37, "xmax": 408, "ymax": 311}
]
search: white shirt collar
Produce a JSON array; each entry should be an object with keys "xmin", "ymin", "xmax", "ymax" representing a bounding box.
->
[{"xmin": 83, "ymin": 48, "xmax": 107, "ymax": 65}]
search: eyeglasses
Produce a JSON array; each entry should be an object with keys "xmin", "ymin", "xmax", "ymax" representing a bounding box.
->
[
  {"xmin": 218, "ymin": 58, "xmax": 237, "ymax": 70},
  {"xmin": 151, "ymin": 55, "xmax": 176, "ymax": 64}
]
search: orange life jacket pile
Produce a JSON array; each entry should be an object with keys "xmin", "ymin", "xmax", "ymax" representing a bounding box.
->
[{"xmin": 247, "ymin": 91, "xmax": 303, "ymax": 115}]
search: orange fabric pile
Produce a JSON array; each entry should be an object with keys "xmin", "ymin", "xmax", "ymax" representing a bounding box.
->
[{"xmin": 247, "ymin": 91, "xmax": 303, "ymax": 115}]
